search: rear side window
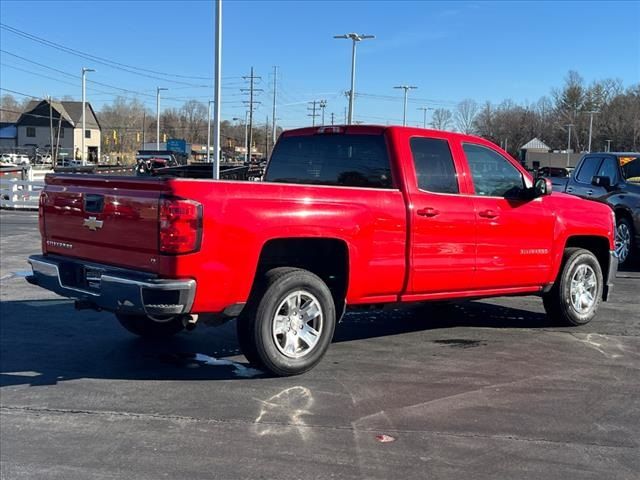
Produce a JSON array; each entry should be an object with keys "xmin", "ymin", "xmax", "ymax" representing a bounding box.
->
[
  {"xmin": 265, "ymin": 134, "xmax": 392, "ymax": 188},
  {"xmin": 619, "ymin": 156, "xmax": 640, "ymax": 183},
  {"xmin": 410, "ymin": 138, "xmax": 459, "ymax": 194},
  {"xmin": 576, "ymin": 157, "xmax": 602, "ymax": 183},
  {"xmin": 463, "ymin": 143, "xmax": 524, "ymax": 197}
]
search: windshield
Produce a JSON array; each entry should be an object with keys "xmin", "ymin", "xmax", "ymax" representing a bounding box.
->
[{"xmin": 620, "ymin": 156, "xmax": 640, "ymax": 183}]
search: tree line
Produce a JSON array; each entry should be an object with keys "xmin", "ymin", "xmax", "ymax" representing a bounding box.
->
[
  {"xmin": 1, "ymin": 70, "xmax": 638, "ymax": 158},
  {"xmin": 433, "ymin": 71, "xmax": 639, "ymax": 156}
]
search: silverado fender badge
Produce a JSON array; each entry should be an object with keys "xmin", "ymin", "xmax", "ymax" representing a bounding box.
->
[{"xmin": 83, "ymin": 216, "xmax": 104, "ymax": 231}]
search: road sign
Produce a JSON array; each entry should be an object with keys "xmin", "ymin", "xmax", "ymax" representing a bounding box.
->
[{"xmin": 166, "ymin": 139, "xmax": 187, "ymax": 154}]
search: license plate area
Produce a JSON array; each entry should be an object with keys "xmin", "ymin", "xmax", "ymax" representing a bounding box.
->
[{"xmin": 83, "ymin": 266, "xmax": 103, "ymax": 290}]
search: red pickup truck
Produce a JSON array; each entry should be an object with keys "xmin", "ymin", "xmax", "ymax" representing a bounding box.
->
[{"xmin": 28, "ymin": 125, "xmax": 618, "ymax": 376}]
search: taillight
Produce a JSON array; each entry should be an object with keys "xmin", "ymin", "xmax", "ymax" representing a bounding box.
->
[{"xmin": 159, "ymin": 196, "xmax": 202, "ymax": 254}]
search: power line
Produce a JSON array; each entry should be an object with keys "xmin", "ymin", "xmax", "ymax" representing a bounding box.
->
[{"xmin": 0, "ymin": 22, "xmax": 219, "ymax": 85}]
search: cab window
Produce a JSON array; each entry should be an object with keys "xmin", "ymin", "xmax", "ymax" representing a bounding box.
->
[{"xmin": 463, "ymin": 143, "xmax": 524, "ymax": 197}]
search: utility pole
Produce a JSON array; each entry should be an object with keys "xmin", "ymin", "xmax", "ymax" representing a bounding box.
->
[
  {"xmin": 417, "ymin": 106, "xmax": 432, "ymax": 128},
  {"xmin": 265, "ymin": 115, "xmax": 269, "ymax": 158},
  {"xmin": 330, "ymin": 112, "xmax": 335, "ymax": 125},
  {"xmin": 48, "ymin": 95, "xmax": 53, "ymax": 159},
  {"xmin": 207, "ymin": 100, "xmax": 214, "ymax": 162},
  {"xmin": 586, "ymin": 110, "xmax": 599, "ymax": 152},
  {"xmin": 565, "ymin": 123, "xmax": 574, "ymax": 167},
  {"xmin": 344, "ymin": 107, "xmax": 347, "ymax": 124},
  {"xmin": 333, "ymin": 33, "xmax": 375, "ymax": 125},
  {"xmin": 244, "ymin": 110, "xmax": 249, "ymax": 162},
  {"xmin": 142, "ymin": 112, "xmax": 146, "ymax": 149},
  {"xmin": 319, "ymin": 100, "xmax": 327, "ymax": 125},
  {"xmin": 242, "ymin": 67, "xmax": 262, "ymax": 164},
  {"xmin": 156, "ymin": 87, "xmax": 167, "ymax": 150},
  {"xmin": 271, "ymin": 66, "xmax": 278, "ymax": 148},
  {"xmin": 605, "ymin": 139, "xmax": 612, "ymax": 152},
  {"xmin": 394, "ymin": 85, "xmax": 417, "ymax": 126},
  {"xmin": 212, "ymin": 0, "xmax": 222, "ymax": 178},
  {"xmin": 307, "ymin": 100, "xmax": 320, "ymax": 126},
  {"xmin": 81, "ymin": 67, "xmax": 95, "ymax": 165}
]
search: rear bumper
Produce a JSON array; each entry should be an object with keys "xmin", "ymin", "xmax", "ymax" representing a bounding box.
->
[
  {"xmin": 27, "ymin": 255, "xmax": 196, "ymax": 316},
  {"xmin": 604, "ymin": 250, "xmax": 618, "ymax": 301}
]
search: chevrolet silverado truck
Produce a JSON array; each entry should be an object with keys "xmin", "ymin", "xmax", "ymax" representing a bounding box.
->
[
  {"xmin": 27, "ymin": 126, "xmax": 618, "ymax": 376},
  {"xmin": 548, "ymin": 152, "xmax": 639, "ymax": 265}
]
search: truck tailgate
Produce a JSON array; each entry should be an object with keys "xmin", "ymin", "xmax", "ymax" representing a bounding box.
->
[{"xmin": 41, "ymin": 175, "xmax": 170, "ymax": 272}]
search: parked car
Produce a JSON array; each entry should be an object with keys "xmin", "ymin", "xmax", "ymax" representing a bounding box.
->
[
  {"xmin": 0, "ymin": 153, "xmax": 17, "ymax": 167},
  {"xmin": 16, "ymin": 154, "xmax": 30, "ymax": 165},
  {"xmin": 27, "ymin": 126, "xmax": 617, "ymax": 376},
  {"xmin": 562, "ymin": 152, "xmax": 640, "ymax": 265}
]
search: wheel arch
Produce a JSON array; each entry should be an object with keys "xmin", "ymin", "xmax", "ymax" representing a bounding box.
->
[
  {"xmin": 252, "ymin": 237, "xmax": 350, "ymax": 319},
  {"xmin": 563, "ymin": 235, "xmax": 612, "ymax": 299}
]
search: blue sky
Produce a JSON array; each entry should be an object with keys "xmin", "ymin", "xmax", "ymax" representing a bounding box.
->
[{"xmin": 1, "ymin": 0, "xmax": 638, "ymax": 128}]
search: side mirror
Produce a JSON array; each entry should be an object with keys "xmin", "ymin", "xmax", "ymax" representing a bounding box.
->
[
  {"xmin": 534, "ymin": 177, "xmax": 552, "ymax": 197},
  {"xmin": 591, "ymin": 175, "xmax": 612, "ymax": 189}
]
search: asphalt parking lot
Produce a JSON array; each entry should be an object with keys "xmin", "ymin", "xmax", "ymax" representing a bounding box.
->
[{"xmin": 1, "ymin": 209, "xmax": 639, "ymax": 480}]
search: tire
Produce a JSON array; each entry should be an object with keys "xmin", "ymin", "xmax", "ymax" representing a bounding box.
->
[
  {"xmin": 543, "ymin": 248, "xmax": 603, "ymax": 326},
  {"xmin": 116, "ymin": 313, "xmax": 184, "ymax": 338},
  {"xmin": 236, "ymin": 267, "xmax": 336, "ymax": 376},
  {"xmin": 615, "ymin": 216, "xmax": 635, "ymax": 266}
]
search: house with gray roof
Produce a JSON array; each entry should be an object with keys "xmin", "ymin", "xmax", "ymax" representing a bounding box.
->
[{"xmin": 16, "ymin": 99, "xmax": 101, "ymax": 161}]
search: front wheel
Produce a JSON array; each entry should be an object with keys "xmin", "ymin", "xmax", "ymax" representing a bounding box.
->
[
  {"xmin": 615, "ymin": 217, "xmax": 635, "ymax": 265},
  {"xmin": 543, "ymin": 248, "xmax": 603, "ymax": 326},
  {"xmin": 236, "ymin": 268, "xmax": 336, "ymax": 376},
  {"xmin": 116, "ymin": 313, "xmax": 184, "ymax": 338}
]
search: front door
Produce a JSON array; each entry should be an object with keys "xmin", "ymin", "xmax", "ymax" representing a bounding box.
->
[{"xmin": 462, "ymin": 143, "xmax": 555, "ymax": 289}]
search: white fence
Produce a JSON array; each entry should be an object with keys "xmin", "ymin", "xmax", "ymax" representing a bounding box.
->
[{"xmin": 0, "ymin": 179, "xmax": 44, "ymax": 210}]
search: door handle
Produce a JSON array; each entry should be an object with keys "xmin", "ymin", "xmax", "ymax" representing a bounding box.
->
[
  {"xmin": 566, "ymin": 187, "xmax": 573, "ymax": 192},
  {"xmin": 417, "ymin": 207, "xmax": 440, "ymax": 217},
  {"xmin": 478, "ymin": 209, "xmax": 499, "ymax": 219},
  {"xmin": 586, "ymin": 190, "xmax": 593, "ymax": 196}
]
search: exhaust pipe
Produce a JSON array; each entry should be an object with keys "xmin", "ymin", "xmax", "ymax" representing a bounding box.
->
[{"xmin": 182, "ymin": 314, "xmax": 198, "ymax": 331}]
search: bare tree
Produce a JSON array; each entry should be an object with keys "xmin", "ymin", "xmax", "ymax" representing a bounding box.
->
[
  {"xmin": 430, "ymin": 108, "xmax": 453, "ymax": 131},
  {"xmin": 454, "ymin": 99, "xmax": 478, "ymax": 134}
]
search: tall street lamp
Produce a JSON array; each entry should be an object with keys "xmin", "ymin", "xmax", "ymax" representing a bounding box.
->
[
  {"xmin": 156, "ymin": 87, "xmax": 168, "ymax": 150},
  {"xmin": 565, "ymin": 123, "xmax": 574, "ymax": 167},
  {"xmin": 394, "ymin": 85, "xmax": 417, "ymax": 126},
  {"xmin": 81, "ymin": 67, "xmax": 95, "ymax": 165},
  {"xmin": 333, "ymin": 33, "xmax": 374, "ymax": 125},
  {"xmin": 207, "ymin": 100, "xmax": 214, "ymax": 163}
]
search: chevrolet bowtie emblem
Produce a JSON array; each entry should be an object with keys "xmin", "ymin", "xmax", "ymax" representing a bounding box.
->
[{"xmin": 83, "ymin": 216, "xmax": 104, "ymax": 231}]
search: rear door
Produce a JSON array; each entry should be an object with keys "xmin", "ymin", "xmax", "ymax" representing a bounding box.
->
[
  {"xmin": 461, "ymin": 143, "xmax": 555, "ymax": 289},
  {"xmin": 42, "ymin": 176, "xmax": 169, "ymax": 272},
  {"xmin": 405, "ymin": 135, "xmax": 477, "ymax": 294}
]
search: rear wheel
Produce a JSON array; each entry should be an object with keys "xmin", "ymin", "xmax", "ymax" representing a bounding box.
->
[
  {"xmin": 116, "ymin": 313, "xmax": 184, "ymax": 338},
  {"xmin": 236, "ymin": 267, "xmax": 336, "ymax": 376},
  {"xmin": 543, "ymin": 248, "xmax": 603, "ymax": 326}
]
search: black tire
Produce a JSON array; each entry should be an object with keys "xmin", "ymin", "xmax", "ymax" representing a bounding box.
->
[
  {"xmin": 615, "ymin": 216, "xmax": 635, "ymax": 266},
  {"xmin": 543, "ymin": 248, "xmax": 603, "ymax": 326},
  {"xmin": 236, "ymin": 267, "xmax": 336, "ymax": 376},
  {"xmin": 116, "ymin": 313, "xmax": 184, "ymax": 338}
]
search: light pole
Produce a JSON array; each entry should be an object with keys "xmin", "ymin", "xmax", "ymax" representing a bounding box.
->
[
  {"xmin": 394, "ymin": 85, "xmax": 417, "ymax": 126},
  {"xmin": 212, "ymin": 0, "xmax": 222, "ymax": 179},
  {"xmin": 207, "ymin": 100, "xmax": 214, "ymax": 163},
  {"xmin": 565, "ymin": 123, "xmax": 574, "ymax": 167},
  {"xmin": 156, "ymin": 87, "xmax": 167, "ymax": 150},
  {"xmin": 586, "ymin": 110, "xmax": 599, "ymax": 152},
  {"xmin": 334, "ymin": 33, "xmax": 375, "ymax": 125},
  {"xmin": 81, "ymin": 67, "xmax": 95, "ymax": 165},
  {"xmin": 417, "ymin": 106, "xmax": 433, "ymax": 128},
  {"xmin": 605, "ymin": 139, "xmax": 612, "ymax": 152}
]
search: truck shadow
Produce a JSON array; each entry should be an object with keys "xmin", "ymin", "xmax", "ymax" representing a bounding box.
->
[{"xmin": 0, "ymin": 298, "xmax": 571, "ymax": 387}]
